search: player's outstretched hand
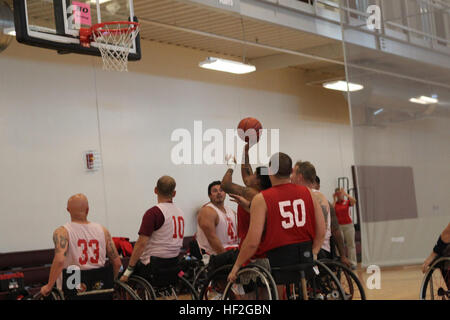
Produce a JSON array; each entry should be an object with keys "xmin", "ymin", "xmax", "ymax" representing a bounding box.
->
[
  {"xmin": 229, "ymin": 194, "xmax": 250, "ymax": 208},
  {"xmin": 225, "ymin": 154, "xmax": 237, "ymax": 170}
]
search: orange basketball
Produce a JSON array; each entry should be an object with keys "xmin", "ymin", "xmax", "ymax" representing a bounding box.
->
[{"xmin": 237, "ymin": 117, "xmax": 263, "ymax": 143}]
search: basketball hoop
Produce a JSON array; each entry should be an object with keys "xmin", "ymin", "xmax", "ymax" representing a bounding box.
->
[{"xmin": 80, "ymin": 21, "xmax": 140, "ymax": 72}]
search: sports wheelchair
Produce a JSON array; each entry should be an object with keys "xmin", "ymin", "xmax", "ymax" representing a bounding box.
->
[
  {"xmin": 125, "ymin": 256, "xmax": 199, "ymax": 300},
  {"xmin": 32, "ymin": 265, "xmax": 140, "ymax": 300},
  {"xmin": 420, "ymin": 256, "xmax": 450, "ymax": 300},
  {"xmin": 316, "ymin": 237, "xmax": 366, "ymax": 300},
  {"xmin": 318, "ymin": 258, "xmax": 366, "ymax": 300},
  {"xmin": 198, "ymin": 244, "xmax": 347, "ymax": 300}
]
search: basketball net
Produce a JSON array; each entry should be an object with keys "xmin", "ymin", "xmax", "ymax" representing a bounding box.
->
[{"xmin": 90, "ymin": 22, "xmax": 140, "ymax": 72}]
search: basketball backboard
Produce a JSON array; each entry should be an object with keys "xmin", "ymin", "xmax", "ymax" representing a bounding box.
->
[{"xmin": 13, "ymin": 0, "xmax": 141, "ymax": 60}]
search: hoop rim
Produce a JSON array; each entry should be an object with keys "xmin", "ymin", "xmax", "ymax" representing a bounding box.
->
[{"xmin": 91, "ymin": 21, "xmax": 140, "ymax": 34}]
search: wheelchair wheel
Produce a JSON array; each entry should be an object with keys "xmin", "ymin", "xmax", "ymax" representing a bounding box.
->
[
  {"xmin": 319, "ymin": 259, "xmax": 366, "ymax": 300},
  {"xmin": 32, "ymin": 288, "xmax": 64, "ymax": 300},
  {"xmin": 150, "ymin": 275, "xmax": 198, "ymax": 300},
  {"xmin": 420, "ymin": 257, "xmax": 450, "ymax": 300},
  {"xmin": 222, "ymin": 264, "xmax": 279, "ymax": 300},
  {"xmin": 128, "ymin": 275, "xmax": 157, "ymax": 300},
  {"xmin": 199, "ymin": 264, "xmax": 234, "ymax": 300},
  {"xmin": 176, "ymin": 275, "xmax": 199, "ymax": 300},
  {"xmin": 306, "ymin": 260, "xmax": 346, "ymax": 300},
  {"xmin": 193, "ymin": 264, "xmax": 209, "ymax": 294},
  {"xmin": 113, "ymin": 280, "xmax": 141, "ymax": 300}
]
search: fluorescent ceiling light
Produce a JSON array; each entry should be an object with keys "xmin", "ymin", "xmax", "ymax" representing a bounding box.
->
[
  {"xmin": 3, "ymin": 27, "xmax": 15, "ymax": 36},
  {"xmin": 89, "ymin": 0, "xmax": 112, "ymax": 4},
  {"xmin": 409, "ymin": 96, "xmax": 438, "ymax": 105},
  {"xmin": 199, "ymin": 57, "xmax": 256, "ymax": 74},
  {"xmin": 373, "ymin": 108, "xmax": 384, "ymax": 115},
  {"xmin": 322, "ymin": 80, "xmax": 364, "ymax": 92},
  {"xmin": 409, "ymin": 98, "xmax": 427, "ymax": 105},
  {"xmin": 419, "ymin": 95, "xmax": 438, "ymax": 104}
]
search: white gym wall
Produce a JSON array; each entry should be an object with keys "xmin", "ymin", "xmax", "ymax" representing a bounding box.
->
[{"xmin": 0, "ymin": 39, "xmax": 354, "ymax": 252}]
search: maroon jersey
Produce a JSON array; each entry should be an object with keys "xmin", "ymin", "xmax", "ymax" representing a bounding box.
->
[{"xmin": 256, "ymin": 183, "xmax": 316, "ymax": 256}]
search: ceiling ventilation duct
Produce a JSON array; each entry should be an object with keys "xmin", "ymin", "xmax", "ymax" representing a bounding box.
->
[{"xmin": 0, "ymin": 1, "xmax": 14, "ymax": 53}]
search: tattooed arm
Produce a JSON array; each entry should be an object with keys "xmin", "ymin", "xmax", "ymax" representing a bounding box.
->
[
  {"xmin": 103, "ymin": 226, "xmax": 122, "ymax": 279},
  {"xmin": 40, "ymin": 226, "xmax": 69, "ymax": 296},
  {"xmin": 221, "ymin": 168, "xmax": 258, "ymax": 202}
]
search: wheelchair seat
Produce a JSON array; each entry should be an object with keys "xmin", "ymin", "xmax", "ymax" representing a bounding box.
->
[
  {"xmin": 62, "ymin": 265, "xmax": 114, "ymax": 300},
  {"xmin": 266, "ymin": 242, "xmax": 314, "ymax": 285},
  {"xmin": 136, "ymin": 256, "xmax": 181, "ymax": 288}
]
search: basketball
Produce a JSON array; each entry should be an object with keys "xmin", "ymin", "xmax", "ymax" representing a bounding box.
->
[{"xmin": 237, "ymin": 117, "xmax": 263, "ymax": 144}]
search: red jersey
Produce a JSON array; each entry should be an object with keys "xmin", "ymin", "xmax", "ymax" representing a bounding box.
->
[
  {"xmin": 237, "ymin": 205, "xmax": 250, "ymax": 248},
  {"xmin": 256, "ymin": 183, "xmax": 316, "ymax": 256},
  {"xmin": 334, "ymin": 200, "xmax": 353, "ymax": 225}
]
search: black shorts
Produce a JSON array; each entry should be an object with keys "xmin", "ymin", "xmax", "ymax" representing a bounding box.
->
[{"xmin": 265, "ymin": 242, "xmax": 313, "ymax": 285}]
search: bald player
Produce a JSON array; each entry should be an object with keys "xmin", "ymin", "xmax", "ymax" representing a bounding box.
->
[
  {"xmin": 40, "ymin": 194, "xmax": 122, "ymax": 296},
  {"xmin": 120, "ymin": 176, "xmax": 185, "ymax": 281}
]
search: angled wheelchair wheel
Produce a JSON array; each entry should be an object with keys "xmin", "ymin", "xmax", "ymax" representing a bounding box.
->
[
  {"xmin": 319, "ymin": 259, "xmax": 366, "ymax": 300},
  {"xmin": 306, "ymin": 260, "xmax": 346, "ymax": 300},
  {"xmin": 149, "ymin": 274, "xmax": 198, "ymax": 300},
  {"xmin": 199, "ymin": 264, "xmax": 234, "ymax": 300},
  {"xmin": 113, "ymin": 280, "xmax": 141, "ymax": 300},
  {"xmin": 222, "ymin": 264, "xmax": 279, "ymax": 300},
  {"xmin": 32, "ymin": 288, "xmax": 64, "ymax": 300},
  {"xmin": 420, "ymin": 257, "xmax": 450, "ymax": 300},
  {"xmin": 193, "ymin": 264, "xmax": 209, "ymax": 295},
  {"xmin": 128, "ymin": 275, "xmax": 157, "ymax": 300},
  {"xmin": 175, "ymin": 275, "xmax": 199, "ymax": 300}
]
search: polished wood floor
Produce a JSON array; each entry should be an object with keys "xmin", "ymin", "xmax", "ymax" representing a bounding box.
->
[{"xmin": 354, "ymin": 264, "xmax": 425, "ymax": 300}]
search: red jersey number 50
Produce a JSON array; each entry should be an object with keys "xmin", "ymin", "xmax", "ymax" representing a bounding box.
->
[{"xmin": 279, "ymin": 199, "xmax": 306, "ymax": 229}]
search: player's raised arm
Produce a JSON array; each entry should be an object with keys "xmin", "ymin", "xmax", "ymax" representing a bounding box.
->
[
  {"xmin": 221, "ymin": 155, "xmax": 258, "ymax": 201},
  {"xmin": 241, "ymin": 143, "xmax": 254, "ymax": 187}
]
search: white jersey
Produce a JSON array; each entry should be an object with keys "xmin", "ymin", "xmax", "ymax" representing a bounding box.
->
[
  {"xmin": 312, "ymin": 189, "xmax": 332, "ymax": 253},
  {"xmin": 196, "ymin": 203, "xmax": 238, "ymax": 255},
  {"xmin": 140, "ymin": 203, "xmax": 185, "ymax": 264},
  {"xmin": 57, "ymin": 222, "xmax": 106, "ymax": 289}
]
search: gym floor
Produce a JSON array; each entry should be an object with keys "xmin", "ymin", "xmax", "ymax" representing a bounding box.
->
[{"xmin": 355, "ymin": 264, "xmax": 423, "ymax": 300}]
